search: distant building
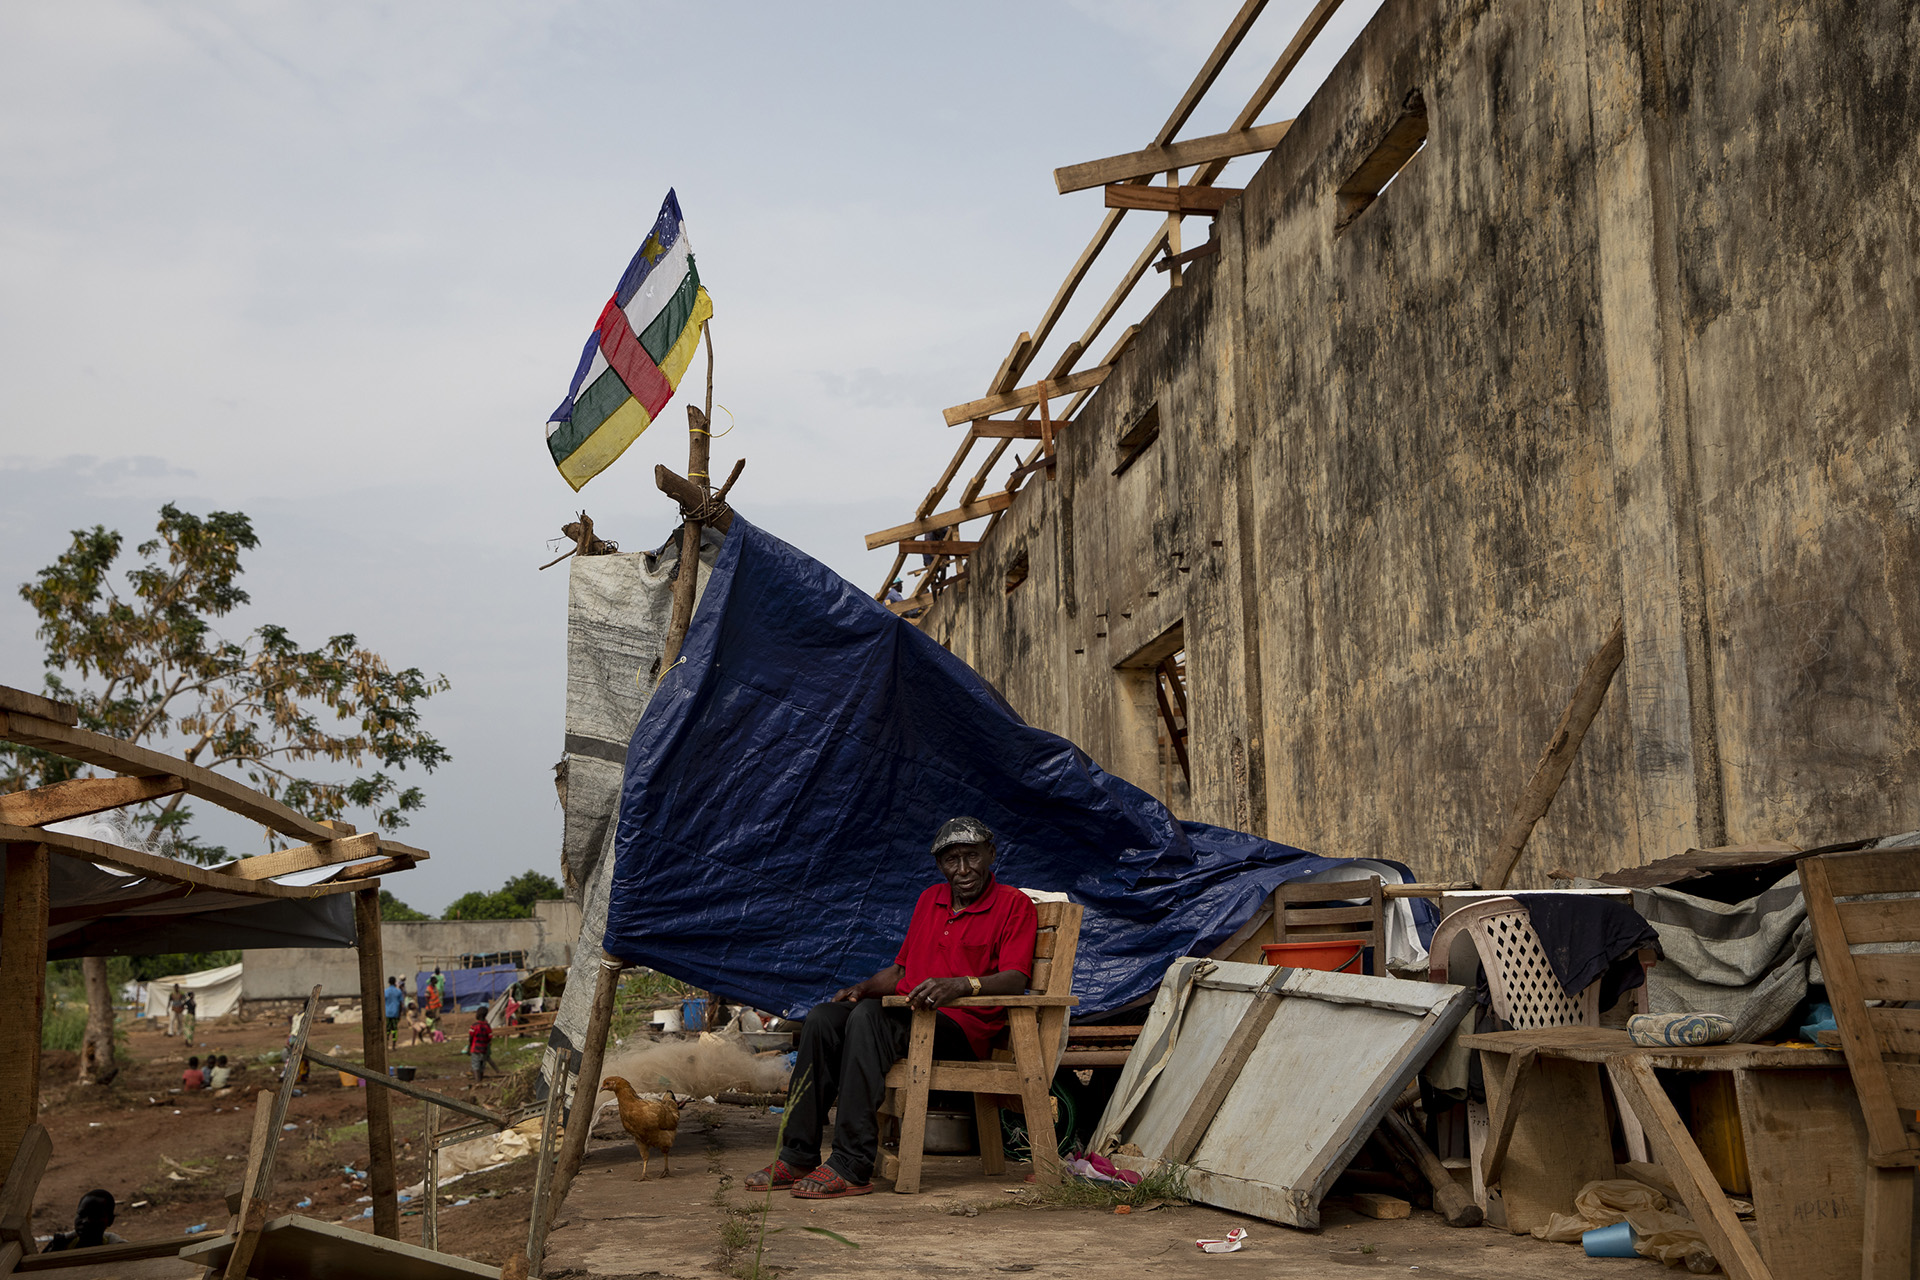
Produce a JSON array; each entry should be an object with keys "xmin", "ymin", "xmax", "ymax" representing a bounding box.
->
[{"xmin": 241, "ymin": 899, "xmax": 582, "ymax": 1004}]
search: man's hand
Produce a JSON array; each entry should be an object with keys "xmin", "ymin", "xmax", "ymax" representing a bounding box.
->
[
  {"xmin": 905, "ymin": 977, "xmax": 972, "ymax": 1010},
  {"xmin": 830, "ymin": 983, "xmax": 865, "ymax": 1003}
]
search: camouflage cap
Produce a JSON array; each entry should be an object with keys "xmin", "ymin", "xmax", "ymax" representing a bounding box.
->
[{"xmin": 929, "ymin": 816, "xmax": 995, "ymax": 855}]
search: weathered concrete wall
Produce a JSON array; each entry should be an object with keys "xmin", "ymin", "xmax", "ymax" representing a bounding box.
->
[
  {"xmin": 241, "ymin": 899, "xmax": 583, "ymax": 1001},
  {"xmin": 922, "ymin": 0, "xmax": 1920, "ymax": 886}
]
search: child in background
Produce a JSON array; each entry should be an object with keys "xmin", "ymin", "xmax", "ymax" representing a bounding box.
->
[
  {"xmin": 46, "ymin": 1190, "xmax": 124, "ymax": 1251},
  {"xmin": 181, "ymin": 1057, "xmax": 204, "ymax": 1091},
  {"xmin": 467, "ymin": 1013, "xmax": 494, "ymax": 1081},
  {"xmin": 207, "ymin": 1055, "xmax": 231, "ymax": 1089}
]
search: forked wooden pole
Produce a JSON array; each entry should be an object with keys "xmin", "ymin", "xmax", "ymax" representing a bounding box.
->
[{"xmin": 660, "ymin": 321, "xmax": 715, "ymax": 671}]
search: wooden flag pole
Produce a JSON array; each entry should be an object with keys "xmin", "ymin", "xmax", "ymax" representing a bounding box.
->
[{"xmin": 661, "ymin": 321, "xmax": 716, "ymax": 671}]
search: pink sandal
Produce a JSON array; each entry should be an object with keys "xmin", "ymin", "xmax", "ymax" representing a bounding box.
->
[
  {"xmin": 790, "ymin": 1166, "xmax": 873, "ymax": 1199},
  {"xmin": 745, "ymin": 1158, "xmax": 813, "ymax": 1191}
]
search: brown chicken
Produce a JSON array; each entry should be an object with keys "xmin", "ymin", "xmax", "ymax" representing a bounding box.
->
[{"xmin": 600, "ymin": 1076, "xmax": 682, "ymax": 1179}]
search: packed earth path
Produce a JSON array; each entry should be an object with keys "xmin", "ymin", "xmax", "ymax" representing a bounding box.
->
[{"xmin": 33, "ymin": 1010, "xmax": 546, "ymax": 1272}]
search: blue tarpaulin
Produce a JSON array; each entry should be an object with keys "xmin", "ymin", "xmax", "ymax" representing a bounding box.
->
[
  {"xmin": 604, "ymin": 519, "xmax": 1434, "ymax": 1019},
  {"xmin": 416, "ymin": 965, "xmax": 519, "ymax": 1013}
]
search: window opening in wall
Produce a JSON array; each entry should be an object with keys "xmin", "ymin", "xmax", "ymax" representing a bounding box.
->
[
  {"xmin": 1154, "ymin": 650, "xmax": 1191, "ymax": 786},
  {"xmin": 1113, "ymin": 403, "xmax": 1162, "ymax": 477},
  {"xmin": 1005, "ymin": 548, "xmax": 1030, "ymax": 595},
  {"xmin": 1335, "ymin": 88, "xmax": 1428, "ymax": 234}
]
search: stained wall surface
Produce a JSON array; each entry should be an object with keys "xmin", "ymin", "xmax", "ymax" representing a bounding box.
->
[{"xmin": 916, "ymin": 0, "xmax": 1920, "ymax": 885}]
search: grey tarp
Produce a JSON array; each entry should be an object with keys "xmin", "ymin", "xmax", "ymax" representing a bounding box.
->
[
  {"xmin": 1631, "ymin": 829, "xmax": 1920, "ymax": 1041},
  {"xmin": 547, "ymin": 527, "xmax": 720, "ymax": 1078}
]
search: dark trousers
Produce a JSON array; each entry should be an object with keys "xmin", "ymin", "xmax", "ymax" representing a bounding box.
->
[{"xmin": 781, "ymin": 999, "xmax": 975, "ymax": 1185}]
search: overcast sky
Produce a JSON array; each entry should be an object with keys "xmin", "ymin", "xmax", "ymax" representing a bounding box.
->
[{"xmin": 0, "ymin": 0, "xmax": 1379, "ymax": 913}]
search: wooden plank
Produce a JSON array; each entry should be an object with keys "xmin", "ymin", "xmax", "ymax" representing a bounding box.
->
[
  {"xmin": 2, "ymin": 824, "xmax": 367, "ymax": 901},
  {"xmin": 353, "ymin": 890, "xmax": 398, "ymax": 1240},
  {"xmin": 1867, "ymin": 1006, "xmax": 1920, "ymax": 1056},
  {"xmin": 1009, "ymin": 1007, "xmax": 1062, "ymax": 1185},
  {"xmin": 1054, "ymin": 122, "xmax": 1294, "ymax": 194},
  {"xmin": 523, "ymin": 1047, "xmax": 568, "ymax": 1273},
  {"xmin": 893, "ymin": 540, "xmax": 980, "ymax": 555},
  {"xmin": 1801, "ymin": 855, "xmax": 1919, "ymax": 1165},
  {"xmin": 1479, "ymin": 1048, "xmax": 1537, "ymax": 1187},
  {"xmin": 303, "ymin": 1053, "xmax": 506, "ymax": 1127},
  {"xmin": 0, "ymin": 774, "xmax": 185, "ymax": 827},
  {"xmin": 987, "ymin": 332, "xmax": 1032, "ymax": 397},
  {"xmin": 1349, "ymin": 1191, "xmax": 1410, "ymax": 1219},
  {"xmin": 1151, "ymin": 0, "xmax": 1271, "ymax": 147},
  {"xmin": 880, "ymin": 994, "xmax": 1077, "ymax": 1008},
  {"xmin": 1154, "ymin": 239, "xmax": 1222, "ymax": 273},
  {"xmin": 1104, "ymin": 184, "xmax": 1242, "ymax": 214},
  {"xmin": 0, "ymin": 711, "xmax": 338, "ymax": 844},
  {"xmin": 1813, "ymin": 848, "xmax": 1920, "ymax": 899},
  {"xmin": 422, "ymin": 1103, "xmax": 439, "ymax": 1251},
  {"xmin": 1482, "ymin": 616, "xmax": 1625, "ymax": 888},
  {"xmin": 0, "ymin": 686, "xmax": 76, "ymax": 726},
  {"xmin": 220, "ymin": 832, "xmax": 382, "ymax": 881},
  {"xmin": 1378, "ymin": 1109, "xmax": 1481, "ymax": 1227},
  {"xmin": 0, "ymin": 849, "xmax": 49, "ymax": 1172},
  {"xmin": 1606, "ymin": 1054, "xmax": 1773, "ymax": 1280},
  {"xmin": 893, "ymin": 1012, "xmax": 938, "ymax": 1193},
  {"xmin": 864, "ymin": 492, "xmax": 1015, "ymax": 550},
  {"xmin": 223, "ymin": 1089, "xmax": 276, "ymax": 1280},
  {"xmin": 941, "ymin": 365, "xmax": 1113, "ymax": 428},
  {"xmin": 0, "ymin": 1125, "xmax": 51, "ymax": 1253},
  {"xmin": 1862, "ymin": 1166, "xmax": 1914, "ymax": 1280},
  {"xmin": 14, "ymin": 1233, "xmax": 204, "ymax": 1270},
  {"xmin": 1482, "ymin": 1050, "xmax": 1615, "ymax": 1234},
  {"xmin": 226, "ymin": 986, "xmax": 321, "ymax": 1280},
  {"xmin": 970, "ymin": 421, "xmax": 1044, "ymax": 439},
  {"xmin": 1836, "ymin": 896, "xmax": 1920, "ymax": 945},
  {"xmin": 1733, "ymin": 1067, "xmax": 1868, "ymax": 1280},
  {"xmin": 1195, "ymin": 0, "xmax": 1349, "ymax": 188},
  {"xmin": 1165, "ymin": 991, "xmax": 1281, "ymax": 1164},
  {"xmin": 327, "ymin": 854, "xmax": 421, "ymax": 883}
]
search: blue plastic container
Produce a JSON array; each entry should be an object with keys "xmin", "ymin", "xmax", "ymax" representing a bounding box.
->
[
  {"xmin": 681, "ymin": 997, "xmax": 709, "ymax": 1031},
  {"xmin": 1582, "ymin": 1221, "xmax": 1636, "ymax": 1257}
]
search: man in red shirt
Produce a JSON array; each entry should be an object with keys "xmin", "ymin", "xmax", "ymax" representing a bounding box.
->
[{"xmin": 749, "ymin": 817, "xmax": 1038, "ymax": 1199}]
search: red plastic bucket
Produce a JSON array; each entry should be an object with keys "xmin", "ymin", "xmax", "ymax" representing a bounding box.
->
[{"xmin": 1261, "ymin": 940, "xmax": 1364, "ymax": 972}]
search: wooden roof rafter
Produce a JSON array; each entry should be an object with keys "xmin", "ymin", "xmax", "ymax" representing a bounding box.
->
[
  {"xmin": 872, "ymin": 0, "xmax": 1352, "ymax": 605},
  {"xmin": 0, "ymin": 685, "xmax": 429, "ymax": 894}
]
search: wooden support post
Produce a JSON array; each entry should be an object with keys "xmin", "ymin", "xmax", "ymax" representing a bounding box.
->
[
  {"xmin": 422, "ymin": 1104, "xmax": 438, "ymax": 1251},
  {"xmin": 0, "ymin": 843, "xmax": 49, "ymax": 1166},
  {"xmin": 352, "ymin": 888, "xmax": 399, "ymax": 1239},
  {"xmin": 0, "ymin": 1124, "xmax": 52, "ymax": 1258},
  {"xmin": 224, "ymin": 986, "xmax": 321, "ymax": 1280},
  {"xmin": 1378, "ymin": 1110, "xmax": 1481, "ymax": 1227},
  {"xmin": 1482, "ymin": 617, "xmax": 1626, "ymax": 889},
  {"xmin": 659, "ymin": 321, "xmax": 715, "ymax": 673},
  {"xmin": 541, "ymin": 953, "xmax": 624, "ymax": 1231},
  {"xmin": 1163, "ymin": 172, "xmax": 1183, "ymax": 288},
  {"xmin": 524, "ymin": 1048, "xmax": 569, "ymax": 1274}
]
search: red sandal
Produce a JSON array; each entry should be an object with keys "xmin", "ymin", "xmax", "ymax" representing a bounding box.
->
[
  {"xmin": 745, "ymin": 1158, "xmax": 814, "ymax": 1191},
  {"xmin": 790, "ymin": 1166, "xmax": 873, "ymax": 1199}
]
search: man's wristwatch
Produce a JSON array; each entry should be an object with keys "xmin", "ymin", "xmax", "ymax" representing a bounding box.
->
[{"xmin": 967, "ymin": 976, "xmax": 982, "ymax": 996}]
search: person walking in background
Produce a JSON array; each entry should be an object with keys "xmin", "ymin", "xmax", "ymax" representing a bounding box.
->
[
  {"xmin": 182, "ymin": 991, "xmax": 197, "ymax": 1044},
  {"xmin": 166, "ymin": 985, "xmax": 184, "ymax": 1037},
  {"xmin": 383, "ymin": 976, "xmax": 404, "ymax": 1049},
  {"xmin": 424, "ymin": 968, "xmax": 444, "ymax": 1032},
  {"xmin": 467, "ymin": 1012, "xmax": 495, "ymax": 1081}
]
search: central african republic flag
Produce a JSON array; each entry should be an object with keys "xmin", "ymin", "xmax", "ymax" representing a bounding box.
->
[{"xmin": 546, "ymin": 189, "xmax": 713, "ymax": 491}]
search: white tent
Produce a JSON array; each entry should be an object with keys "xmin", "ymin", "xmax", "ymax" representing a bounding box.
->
[{"xmin": 141, "ymin": 962, "xmax": 244, "ymax": 1021}]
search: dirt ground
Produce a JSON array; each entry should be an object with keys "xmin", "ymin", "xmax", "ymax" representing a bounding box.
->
[
  {"xmin": 33, "ymin": 1009, "xmax": 546, "ymax": 1269},
  {"xmin": 543, "ymin": 1107, "xmax": 1680, "ymax": 1280},
  {"xmin": 37, "ymin": 1017, "xmax": 1677, "ymax": 1279}
]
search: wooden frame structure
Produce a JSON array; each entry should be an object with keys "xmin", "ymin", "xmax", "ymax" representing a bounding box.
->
[
  {"xmin": 867, "ymin": 0, "xmax": 1356, "ymax": 614},
  {"xmin": 0, "ymin": 682, "xmax": 435, "ymax": 1268}
]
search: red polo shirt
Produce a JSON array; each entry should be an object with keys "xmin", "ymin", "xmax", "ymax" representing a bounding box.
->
[{"xmin": 893, "ymin": 877, "xmax": 1038, "ymax": 1059}]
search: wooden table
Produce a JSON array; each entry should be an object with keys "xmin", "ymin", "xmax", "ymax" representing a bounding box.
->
[{"xmin": 1460, "ymin": 1027, "xmax": 1864, "ymax": 1280}]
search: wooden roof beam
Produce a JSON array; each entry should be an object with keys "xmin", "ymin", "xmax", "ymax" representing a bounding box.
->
[
  {"xmin": 0, "ymin": 775, "xmax": 185, "ymax": 828},
  {"xmin": 894, "ymin": 540, "xmax": 980, "ymax": 555},
  {"xmin": 1105, "ymin": 184, "xmax": 1242, "ymax": 215},
  {"xmin": 865, "ymin": 491, "xmax": 1015, "ymax": 550},
  {"xmin": 942, "ymin": 365, "xmax": 1113, "ymax": 428},
  {"xmin": 3, "ymin": 823, "xmax": 373, "ymax": 899},
  {"xmin": 1054, "ymin": 121, "xmax": 1293, "ymax": 194},
  {"xmin": 970, "ymin": 421, "xmax": 1044, "ymax": 439},
  {"xmin": 1196, "ymin": 0, "xmax": 1348, "ymax": 187},
  {"xmin": 0, "ymin": 709, "xmax": 342, "ymax": 845},
  {"xmin": 1153, "ymin": 0, "xmax": 1273, "ymax": 146}
]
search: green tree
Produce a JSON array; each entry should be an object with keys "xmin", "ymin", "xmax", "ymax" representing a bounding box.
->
[
  {"xmin": 379, "ymin": 889, "xmax": 429, "ymax": 921},
  {"xmin": 3, "ymin": 504, "xmax": 450, "ymax": 1083},
  {"xmin": 442, "ymin": 870, "xmax": 564, "ymax": 920}
]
